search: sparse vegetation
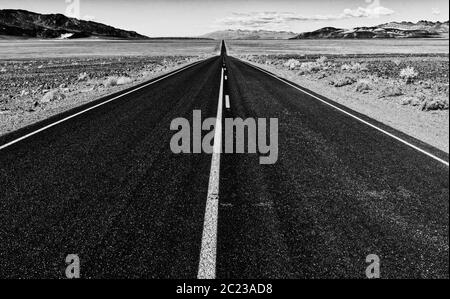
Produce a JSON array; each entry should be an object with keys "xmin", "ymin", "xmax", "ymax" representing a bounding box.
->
[
  {"xmin": 421, "ymin": 97, "xmax": 449, "ymax": 111},
  {"xmin": 104, "ymin": 76, "xmax": 134, "ymax": 87},
  {"xmin": 77, "ymin": 72, "xmax": 89, "ymax": 81},
  {"xmin": 316, "ymin": 56, "xmax": 328, "ymax": 65},
  {"xmin": 243, "ymin": 54, "xmax": 449, "ymax": 112},
  {"xmin": 297, "ymin": 62, "xmax": 321, "ymax": 74},
  {"xmin": 41, "ymin": 89, "xmax": 66, "ymax": 103},
  {"xmin": 116, "ymin": 76, "xmax": 133, "ymax": 85},
  {"xmin": 379, "ymin": 86, "xmax": 404, "ymax": 98},
  {"xmin": 292, "ymin": 56, "xmax": 330, "ymax": 75},
  {"xmin": 341, "ymin": 62, "xmax": 367, "ymax": 72},
  {"xmin": 332, "ymin": 76, "xmax": 357, "ymax": 87},
  {"xmin": 401, "ymin": 95, "xmax": 449, "ymax": 111},
  {"xmin": 399, "ymin": 66, "xmax": 419, "ymax": 84},
  {"xmin": 284, "ymin": 59, "xmax": 300, "ymax": 70},
  {"xmin": 0, "ymin": 55, "xmax": 202, "ymax": 135},
  {"xmin": 104, "ymin": 77, "xmax": 118, "ymax": 87},
  {"xmin": 401, "ymin": 96, "xmax": 423, "ymax": 106},
  {"xmin": 355, "ymin": 80, "xmax": 372, "ymax": 93}
]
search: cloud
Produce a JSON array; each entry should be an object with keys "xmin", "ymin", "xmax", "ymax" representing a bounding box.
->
[
  {"xmin": 214, "ymin": 0, "xmax": 395, "ymax": 30},
  {"xmin": 215, "ymin": 12, "xmax": 296, "ymax": 31},
  {"xmin": 343, "ymin": 0, "xmax": 395, "ymax": 18},
  {"xmin": 432, "ymin": 8, "xmax": 441, "ymax": 15}
]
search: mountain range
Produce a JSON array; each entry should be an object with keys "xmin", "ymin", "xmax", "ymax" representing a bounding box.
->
[
  {"xmin": 200, "ymin": 29, "xmax": 298, "ymax": 40},
  {"xmin": 290, "ymin": 20, "xmax": 449, "ymax": 39},
  {"xmin": 0, "ymin": 9, "xmax": 148, "ymax": 39},
  {"xmin": 1, "ymin": 9, "xmax": 448, "ymax": 41},
  {"xmin": 201, "ymin": 21, "xmax": 449, "ymax": 40}
]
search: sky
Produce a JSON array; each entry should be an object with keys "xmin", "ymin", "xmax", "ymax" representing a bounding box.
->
[{"xmin": 1, "ymin": 0, "xmax": 449, "ymax": 37}]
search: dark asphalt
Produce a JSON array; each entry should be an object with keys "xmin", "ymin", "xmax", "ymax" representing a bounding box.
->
[
  {"xmin": 0, "ymin": 56, "xmax": 221, "ymax": 279},
  {"xmin": 0, "ymin": 42, "xmax": 448, "ymax": 279},
  {"xmin": 218, "ymin": 55, "xmax": 449, "ymax": 279}
]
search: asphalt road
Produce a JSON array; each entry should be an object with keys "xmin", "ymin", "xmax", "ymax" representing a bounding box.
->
[{"xmin": 0, "ymin": 43, "xmax": 448, "ymax": 279}]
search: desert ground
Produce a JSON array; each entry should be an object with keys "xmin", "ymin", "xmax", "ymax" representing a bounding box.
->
[
  {"xmin": 228, "ymin": 40, "xmax": 450, "ymax": 153},
  {"xmin": 0, "ymin": 40, "xmax": 220, "ymax": 135},
  {"xmin": 226, "ymin": 39, "xmax": 450, "ymax": 55}
]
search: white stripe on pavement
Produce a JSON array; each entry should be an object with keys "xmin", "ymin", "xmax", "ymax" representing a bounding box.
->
[
  {"xmin": 0, "ymin": 59, "xmax": 206, "ymax": 151},
  {"xmin": 240, "ymin": 59, "xmax": 449, "ymax": 167},
  {"xmin": 225, "ymin": 95, "xmax": 230, "ymax": 109},
  {"xmin": 198, "ymin": 67, "xmax": 224, "ymax": 279}
]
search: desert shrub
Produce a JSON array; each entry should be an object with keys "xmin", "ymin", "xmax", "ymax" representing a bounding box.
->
[
  {"xmin": 20, "ymin": 89, "xmax": 30, "ymax": 97},
  {"xmin": 116, "ymin": 76, "xmax": 133, "ymax": 85},
  {"xmin": 401, "ymin": 96, "xmax": 423, "ymax": 106},
  {"xmin": 341, "ymin": 63, "xmax": 351, "ymax": 71},
  {"xmin": 297, "ymin": 57, "xmax": 329, "ymax": 75},
  {"xmin": 317, "ymin": 72, "xmax": 327, "ymax": 79},
  {"xmin": 316, "ymin": 56, "xmax": 328, "ymax": 65},
  {"xmin": 379, "ymin": 86, "xmax": 404, "ymax": 98},
  {"xmin": 140, "ymin": 71, "xmax": 152, "ymax": 78},
  {"xmin": 104, "ymin": 76, "xmax": 133, "ymax": 87},
  {"xmin": 400, "ymin": 94, "xmax": 449, "ymax": 111},
  {"xmin": 341, "ymin": 62, "xmax": 367, "ymax": 72},
  {"xmin": 421, "ymin": 97, "xmax": 449, "ymax": 111},
  {"xmin": 393, "ymin": 59, "xmax": 402, "ymax": 67},
  {"xmin": 399, "ymin": 67, "xmax": 419, "ymax": 83},
  {"xmin": 271, "ymin": 60, "xmax": 281, "ymax": 66},
  {"xmin": 297, "ymin": 62, "xmax": 321, "ymax": 74},
  {"xmin": 284, "ymin": 59, "xmax": 301, "ymax": 70},
  {"xmin": 0, "ymin": 67, "xmax": 6, "ymax": 73},
  {"xmin": 246, "ymin": 55, "xmax": 255, "ymax": 62},
  {"xmin": 77, "ymin": 72, "xmax": 89, "ymax": 81},
  {"xmin": 104, "ymin": 77, "xmax": 118, "ymax": 87},
  {"xmin": 333, "ymin": 76, "xmax": 356, "ymax": 87},
  {"xmin": 41, "ymin": 90, "xmax": 66, "ymax": 103},
  {"xmin": 355, "ymin": 80, "xmax": 371, "ymax": 93}
]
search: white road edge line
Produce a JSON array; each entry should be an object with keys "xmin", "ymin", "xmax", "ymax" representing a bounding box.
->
[
  {"xmin": 198, "ymin": 67, "xmax": 224, "ymax": 279},
  {"xmin": 0, "ymin": 59, "xmax": 206, "ymax": 151},
  {"xmin": 225, "ymin": 95, "xmax": 230, "ymax": 109},
  {"xmin": 240, "ymin": 59, "xmax": 449, "ymax": 167}
]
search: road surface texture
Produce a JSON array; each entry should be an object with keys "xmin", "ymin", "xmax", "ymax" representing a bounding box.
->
[{"xmin": 0, "ymin": 42, "xmax": 448, "ymax": 279}]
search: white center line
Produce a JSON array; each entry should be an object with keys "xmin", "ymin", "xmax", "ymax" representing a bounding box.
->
[
  {"xmin": 225, "ymin": 95, "xmax": 231, "ymax": 109},
  {"xmin": 241, "ymin": 59, "xmax": 449, "ymax": 167},
  {"xmin": 198, "ymin": 67, "xmax": 224, "ymax": 279}
]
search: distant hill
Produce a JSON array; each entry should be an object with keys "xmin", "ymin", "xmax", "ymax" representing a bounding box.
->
[
  {"xmin": 200, "ymin": 29, "xmax": 298, "ymax": 40},
  {"xmin": 379, "ymin": 20, "xmax": 449, "ymax": 33},
  {"xmin": 290, "ymin": 20, "xmax": 449, "ymax": 39},
  {"xmin": 149, "ymin": 37, "xmax": 213, "ymax": 40},
  {"xmin": 0, "ymin": 9, "xmax": 149, "ymax": 39}
]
